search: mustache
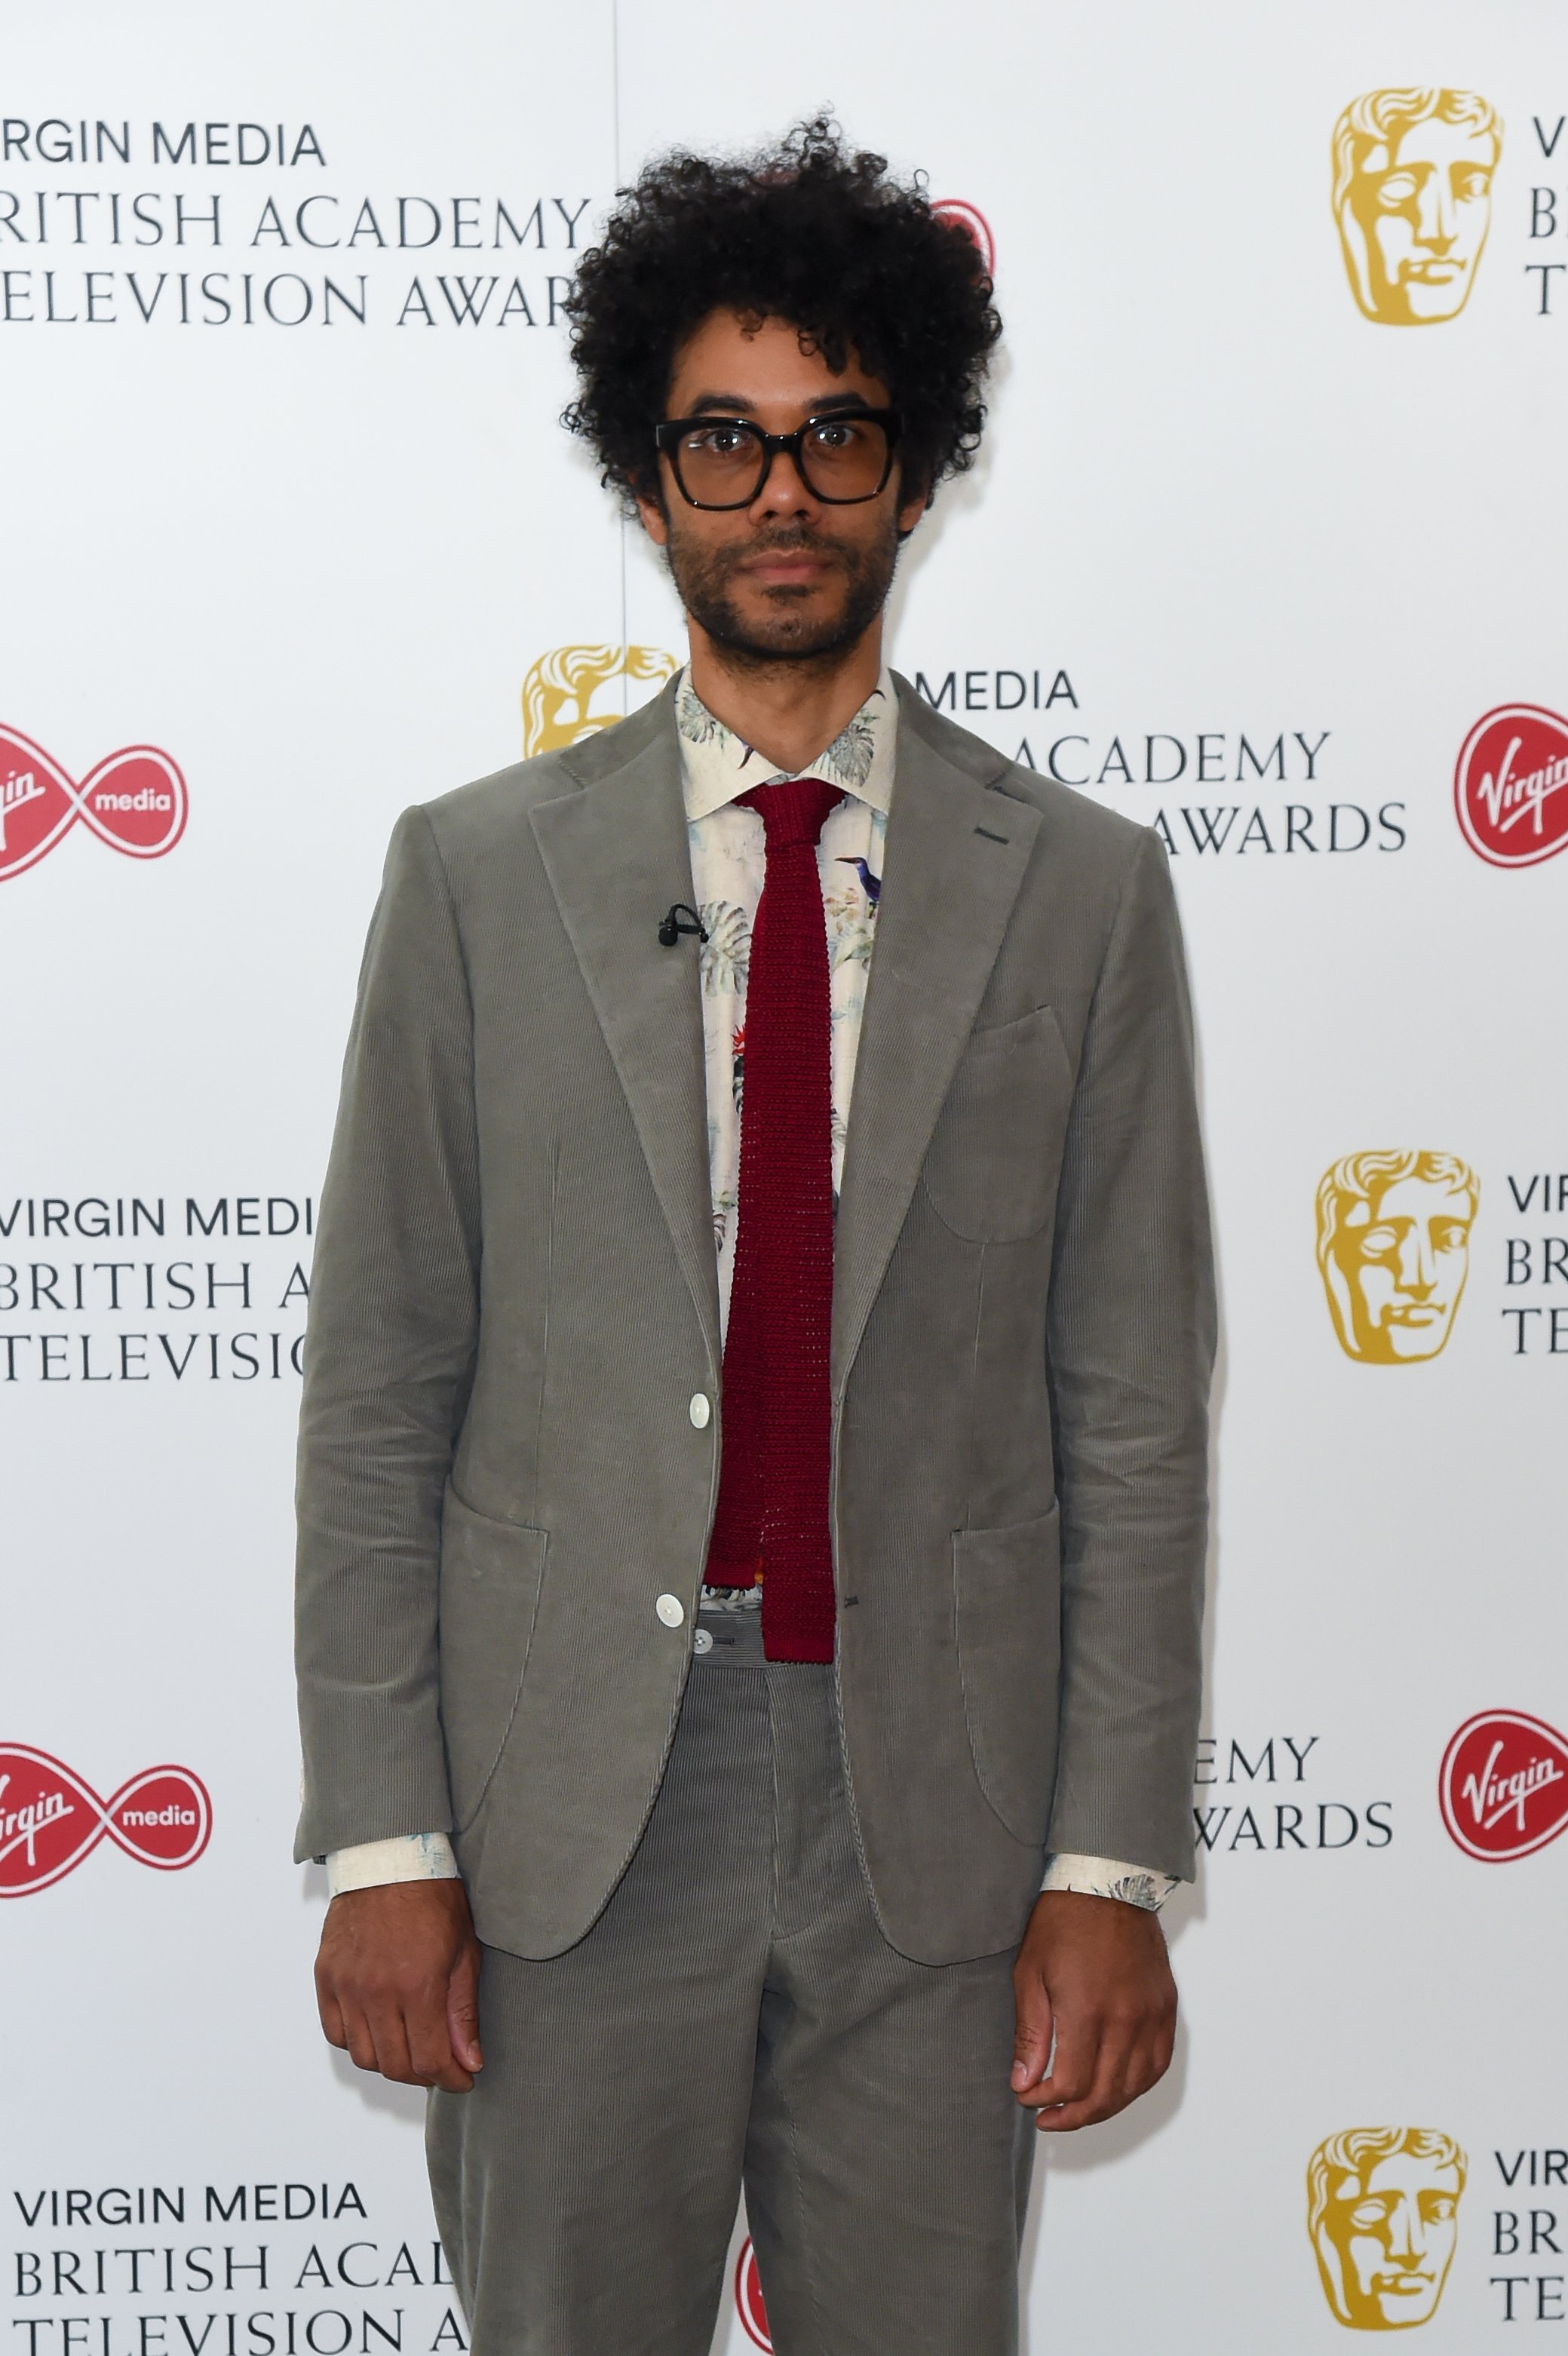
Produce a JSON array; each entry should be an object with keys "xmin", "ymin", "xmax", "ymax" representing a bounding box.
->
[{"xmin": 712, "ymin": 525, "xmax": 848, "ymax": 566}]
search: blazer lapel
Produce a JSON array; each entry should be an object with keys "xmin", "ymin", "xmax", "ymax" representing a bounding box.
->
[
  {"xmin": 832, "ymin": 680, "xmax": 1041, "ymax": 1395},
  {"xmin": 530, "ymin": 689, "xmax": 722, "ymax": 1376}
]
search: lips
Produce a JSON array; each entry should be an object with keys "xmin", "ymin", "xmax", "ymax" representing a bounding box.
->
[{"xmin": 742, "ymin": 548, "xmax": 836, "ymax": 581}]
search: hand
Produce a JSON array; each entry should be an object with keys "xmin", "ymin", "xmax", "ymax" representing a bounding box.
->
[
  {"xmin": 1010, "ymin": 1888, "xmax": 1177, "ymax": 2131},
  {"xmin": 315, "ymin": 1879, "xmax": 483, "ymax": 2093}
]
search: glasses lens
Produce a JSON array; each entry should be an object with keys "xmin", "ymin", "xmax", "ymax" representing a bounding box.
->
[
  {"xmin": 675, "ymin": 422, "xmax": 764, "ymax": 507},
  {"xmin": 798, "ymin": 416, "xmax": 891, "ymax": 502}
]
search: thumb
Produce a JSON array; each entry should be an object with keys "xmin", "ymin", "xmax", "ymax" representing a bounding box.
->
[
  {"xmin": 1011, "ymin": 1974, "xmax": 1054, "ymax": 2092},
  {"xmin": 447, "ymin": 1943, "xmax": 483, "ymax": 2073}
]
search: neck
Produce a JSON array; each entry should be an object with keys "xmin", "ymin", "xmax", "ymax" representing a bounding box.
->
[{"xmin": 684, "ymin": 618, "xmax": 884, "ymax": 773}]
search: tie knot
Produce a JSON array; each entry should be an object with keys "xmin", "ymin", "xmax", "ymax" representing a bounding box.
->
[{"xmin": 736, "ymin": 777, "xmax": 843, "ymax": 850}]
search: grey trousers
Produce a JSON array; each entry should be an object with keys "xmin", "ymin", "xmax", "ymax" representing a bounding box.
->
[{"xmin": 427, "ymin": 1614, "xmax": 1033, "ymax": 2355}]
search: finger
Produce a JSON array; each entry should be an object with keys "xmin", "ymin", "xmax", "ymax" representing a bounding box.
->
[
  {"xmin": 1010, "ymin": 1968, "xmax": 1054, "ymax": 2093},
  {"xmin": 336, "ymin": 1995, "xmax": 382, "ymax": 2077},
  {"xmin": 1128, "ymin": 2011, "xmax": 1177, "ymax": 2100},
  {"xmin": 1032, "ymin": 2038, "xmax": 1123, "ymax": 2131},
  {"xmin": 447, "ymin": 1942, "xmax": 484, "ymax": 2074},
  {"xmin": 407, "ymin": 1996, "xmax": 472, "ymax": 2097},
  {"xmin": 1018, "ymin": 2005, "xmax": 1097, "ymax": 2112},
  {"xmin": 363, "ymin": 1996, "xmax": 422, "ymax": 2087},
  {"xmin": 315, "ymin": 1974, "xmax": 348, "ymax": 2051},
  {"xmin": 1035, "ymin": 2009, "xmax": 1152, "ymax": 2131}
]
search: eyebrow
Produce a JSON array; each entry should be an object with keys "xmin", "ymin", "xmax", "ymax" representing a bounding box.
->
[{"xmin": 680, "ymin": 389, "xmax": 874, "ymax": 419}]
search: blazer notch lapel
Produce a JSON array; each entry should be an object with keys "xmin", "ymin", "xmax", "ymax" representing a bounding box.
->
[
  {"xmin": 832, "ymin": 698, "xmax": 1040, "ymax": 1394},
  {"xmin": 529, "ymin": 701, "xmax": 721, "ymax": 1370}
]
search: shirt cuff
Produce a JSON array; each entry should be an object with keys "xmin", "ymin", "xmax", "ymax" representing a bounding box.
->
[
  {"xmin": 326, "ymin": 1833, "xmax": 460, "ymax": 1896},
  {"xmin": 1042, "ymin": 1853, "xmax": 1177, "ymax": 1912}
]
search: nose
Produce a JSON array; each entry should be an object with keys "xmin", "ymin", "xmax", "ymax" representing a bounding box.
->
[
  {"xmin": 749, "ymin": 441, "xmax": 818, "ymax": 521},
  {"xmin": 1395, "ymin": 1225, "xmax": 1438, "ymax": 1299},
  {"xmin": 1385, "ymin": 2196, "xmax": 1425, "ymax": 2266},
  {"xmin": 1415, "ymin": 170, "xmax": 1457, "ymax": 250}
]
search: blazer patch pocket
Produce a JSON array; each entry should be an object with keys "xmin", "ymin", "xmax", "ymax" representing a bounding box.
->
[
  {"xmin": 919, "ymin": 1005, "xmax": 1074, "ymax": 1242},
  {"xmin": 953, "ymin": 1502, "xmax": 1061, "ymax": 1848},
  {"xmin": 437, "ymin": 1485, "xmax": 548, "ymax": 1832}
]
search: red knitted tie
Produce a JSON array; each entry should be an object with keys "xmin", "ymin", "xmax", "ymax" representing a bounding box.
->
[{"xmin": 704, "ymin": 777, "xmax": 842, "ymax": 1662}]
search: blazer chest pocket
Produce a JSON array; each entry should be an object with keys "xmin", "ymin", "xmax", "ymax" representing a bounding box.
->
[
  {"xmin": 919, "ymin": 1005, "xmax": 1074, "ymax": 1243},
  {"xmin": 437, "ymin": 1485, "xmax": 548, "ymax": 1832},
  {"xmin": 953, "ymin": 1501, "xmax": 1061, "ymax": 1847}
]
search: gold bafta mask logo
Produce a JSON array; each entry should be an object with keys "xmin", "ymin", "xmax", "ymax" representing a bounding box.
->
[
  {"xmin": 521, "ymin": 644, "xmax": 678, "ymax": 758},
  {"xmin": 1309, "ymin": 2129, "xmax": 1467, "ymax": 2330},
  {"xmin": 1333, "ymin": 89, "xmax": 1502, "ymax": 324},
  {"xmin": 1316, "ymin": 1151, "xmax": 1478, "ymax": 1364}
]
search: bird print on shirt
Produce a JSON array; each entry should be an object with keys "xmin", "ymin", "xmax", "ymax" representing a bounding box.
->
[{"xmin": 836, "ymin": 855, "xmax": 881, "ymax": 905}]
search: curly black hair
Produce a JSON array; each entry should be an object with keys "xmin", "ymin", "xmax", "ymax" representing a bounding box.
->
[{"xmin": 563, "ymin": 117, "xmax": 1001, "ymax": 511}]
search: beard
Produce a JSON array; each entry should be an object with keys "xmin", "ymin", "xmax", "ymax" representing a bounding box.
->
[{"xmin": 662, "ymin": 511, "xmax": 900, "ymax": 673}]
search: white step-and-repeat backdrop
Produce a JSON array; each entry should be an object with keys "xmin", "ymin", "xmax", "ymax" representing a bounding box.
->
[{"xmin": 5, "ymin": 3, "xmax": 1565, "ymax": 2348}]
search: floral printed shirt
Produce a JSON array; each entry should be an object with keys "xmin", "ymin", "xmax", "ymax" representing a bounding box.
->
[
  {"xmin": 325, "ymin": 670, "xmax": 1174, "ymax": 1913},
  {"xmin": 676, "ymin": 664, "xmax": 892, "ymax": 1345}
]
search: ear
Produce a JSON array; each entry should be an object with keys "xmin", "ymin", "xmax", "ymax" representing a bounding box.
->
[
  {"xmin": 634, "ymin": 469, "xmax": 670, "ymax": 548},
  {"xmin": 895, "ymin": 471, "xmax": 931, "ymax": 538}
]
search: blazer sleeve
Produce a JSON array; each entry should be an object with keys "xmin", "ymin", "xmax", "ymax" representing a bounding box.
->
[
  {"xmin": 1043, "ymin": 826, "xmax": 1216, "ymax": 1882},
  {"xmin": 293, "ymin": 806, "xmax": 480, "ymax": 1862}
]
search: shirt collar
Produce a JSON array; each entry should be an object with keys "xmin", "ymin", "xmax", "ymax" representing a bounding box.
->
[{"xmin": 674, "ymin": 665, "xmax": 897, "ymax": 824}]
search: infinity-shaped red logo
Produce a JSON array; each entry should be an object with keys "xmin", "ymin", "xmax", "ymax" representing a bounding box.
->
[
  {"xmin": 0, "ymin": 1745, "xmax": 211, "ymax": 1895},
  {"xmin": 0, "ymin": 723, "xmax": 187, "ymax": 882}
]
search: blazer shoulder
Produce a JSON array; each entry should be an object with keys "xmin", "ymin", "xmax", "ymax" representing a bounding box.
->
[
  {"xmin": 414, "ymin": 680, "xmax": 679, "ymax": 870},
  {"xmin": 416, "ymin": 744, "xmax": 578, "ymax": 861},
  {"xmin": 892, "ymin": 672, "xmax": 1152, "ymax": 874}
]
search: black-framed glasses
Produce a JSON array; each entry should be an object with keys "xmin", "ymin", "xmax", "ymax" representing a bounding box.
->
[{"xmin": 654, "ymin": 409, "xmax": 903, "ymax": 509}]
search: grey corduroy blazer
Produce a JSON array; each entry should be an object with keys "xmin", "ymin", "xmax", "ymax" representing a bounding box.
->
[{"xmin": 293, "ymin": 676, "xmax": 1215, "ymax": 1965}]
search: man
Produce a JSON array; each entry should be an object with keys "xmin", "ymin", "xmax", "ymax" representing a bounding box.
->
[
  {"xmin": 1315, "ymin": 1148, "xmax": 1477, "ymax": 1364},
  {"xmin": 296, "ymin": 119, "xmax": 1214, "ymax": 2355},
  {"xmin": 1331, "ymin": 87, "xmax": 1501, "ymax": 327},
  {"xmin": 1307, "ymin": 2127, "xmax": 1467, "ymax": 2329}
]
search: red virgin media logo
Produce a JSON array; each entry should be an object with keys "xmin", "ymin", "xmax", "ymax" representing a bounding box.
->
[
  {"xmin": 0, "ymin": 723, "xmax": 187, "ymax": 882},
  {"xmin": 932, "ymin": 198, "xmax": 996, "ymax": 281},
  {"xmin": 1439, "ymin": 1711, "xmax": 1568, "ymax": 1861},
  {"xmin": 1454, "ymin": 705, "xmax": 1568, "ymax": 867},
  {"xmin": 0, "ymin": 1746, "xmax": 212, "ymax": 1894},
  {"xmin": 734, "ymin": 2239, "xmax": 771, "ymax": 2351}
]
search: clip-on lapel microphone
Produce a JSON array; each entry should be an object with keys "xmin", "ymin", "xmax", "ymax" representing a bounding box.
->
[{"xmin": 658, "ymin": 903, "xmax": 709, "ymax": 947}]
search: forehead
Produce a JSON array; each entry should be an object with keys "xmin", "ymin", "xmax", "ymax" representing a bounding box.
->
[
  {"xmin": 1370, "ymin": 1176, "xmax": 1474, "ymax": 1225},
  {"xmin": 1343, "ymin": 2154, "xmax": 1460, "ymax": 2200},
  {"xmin": 1364, "ymin": 117, "xmax": 1497, "ymax": 173},
  {"xmin": 666, "ymin": 308, "xmax": 888, "ymax": 414}
]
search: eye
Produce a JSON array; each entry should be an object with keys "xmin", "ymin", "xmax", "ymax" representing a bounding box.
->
[
  {"xmin": 1376, "ymin": 171, "xmax": 1420, "ymax": 208},
  {"xmin": 1359, "ymin": 1225, "xmax": 1398, "ymax": 1257},
  {"xmin": 1349, "ymin": 2201, "xmax": 1390, "ymax": 2231},
  {"xmin": 686, "ymin": 425, "xmax": 752, "ymax": 457},
  {"xmin": 1456, "ymin": 169, "xmax": 1493, "ymax": 201},
  {"xmin": 809, "ymin": 419, "xmax": 862, "ymax": 451},
  {"xmin": 1424, "ymin": 2195, "xmax": 1456, "ymax": 2221},
  {"xmin": 1432, "ymin": 1222, "xmax": 1468, "ymax": 1252}
]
